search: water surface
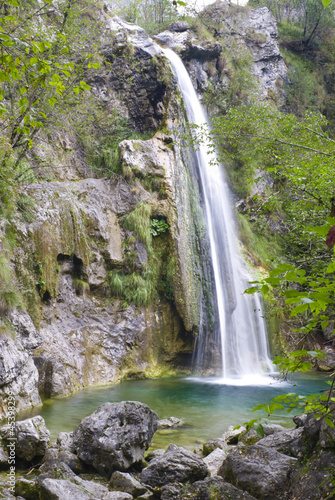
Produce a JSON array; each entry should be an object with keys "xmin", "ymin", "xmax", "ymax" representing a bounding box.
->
[{"xmin": 21, "ymin": 374, "xmax": 329, "ymax": 450}]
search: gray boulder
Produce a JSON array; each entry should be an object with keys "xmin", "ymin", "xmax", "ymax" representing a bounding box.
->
[
  {"xmin": 39, "ymin": 478, "xmax": 98, "ymax": 500},
  {"xmin": 160, "ymin": 484, "xmax": 184, "ymax": 499},
  {"xmin": 256, "ymin": 427, "xmax": 304, "ymax": 457},
  {"xmin": 185, "ymin": 476, "xmax": 257, "ymax": 499},
  {"xmin": 40, "ymin": 447, "xmax": 85, "ymax": 475},
  {"xmin": 0, "ymin": 337, "xmax": 41, "ymax": 419},
  {"xmin": 145, "ymin": 448, "xmax": 165, "ymax": 462},
  {"xmin": 14, "ymin": 478, "xmax": 40, "ymax": 500},
  {"xmin": 319, "ymin": 413, "xmax": 335, "ymax": 449},
  {"xmin": 0, "ymin": 416, "xmax": 50, "ymax": 462},
  {"xmin": 41, "ymin": 430, "xmax": 85, "ymax": 475},
  {"xmin": 168, "ymin": 21, "xmax": 190, "ymax": 32},
  {"xmin": 73, "ymin": 401, "xmax": 158, "ymax": 476},
  {"xmin": 0, "ymin": 442, "xmax": 8, "ymax": 469},
  {"xmin": 8, "ymin": 309, "xmax": 42, "ymax": 351},
  {"xmin": 303, "ymin": 413, "xmax": 323, "ymax": 444},
  {"xmin": 221, "ymin": 426, "xmax": 246, "ymax": 445},
  {"xmin": 288, "ymin": 449, "xmax": 335, "ymax": 500},
  {"xmin": 203, "ymin": 437, "xmax": 230, "ymax": 455},
  {"xmin": 219, "ymin": 444, "xmax": 297, "ymax": 500},
  {"xmin": 38, "ymin": 473, "xmax": 119, "ymax": 500},
  {"xmin": 137, "ymin": 492, "xmax": 156, "ymax": 500},
  {"xmin": 110, "ymin": 471, "xmax": 147, "ymax": 496},
  {"xmin": 203, "ymin": 448, "xmax": 227, "ymax": 477},
  {"xmin": 104, "ymin": 493, "xmax": 133, "ymax": 500},
  {"xmin": 141, "ymin": 444, "xmax": 209, "ymax": 488},
  {"xmin": 239, "ymin": 423, "xmax": 287, "ymax": 445}
]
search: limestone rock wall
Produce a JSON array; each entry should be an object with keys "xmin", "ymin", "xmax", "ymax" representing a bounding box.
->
[
  {"xmin": 0, "ymin": 13, "xmax": 213, "ymax": 418},
  {"xmin": 155, "ymin": 1, "xmax": 287, "ymax": 105},
  {"xmin": 0, "ymin": 3, "xmax": 287, "ymax": 418}
]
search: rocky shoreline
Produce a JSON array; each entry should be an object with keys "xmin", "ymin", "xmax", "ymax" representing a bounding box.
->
[{"xmin": 0, "ymin": 401, "xmax": 334, "ymax": 499}]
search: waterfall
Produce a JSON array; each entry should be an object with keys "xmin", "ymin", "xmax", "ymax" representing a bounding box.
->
[{"xmin": 164, "ymin": 48, "xmax": 274, "ymax": 382}]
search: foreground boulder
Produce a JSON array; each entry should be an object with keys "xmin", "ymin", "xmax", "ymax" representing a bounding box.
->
[
  {"xmin": 72, "ymin": 401, "xmax": 158, "ymax": 476},
  {"xmin": 219, "ymin": 444, "xmax": 297, "ymax": 500},
  {"xmin": 38, "ymin": 477, "xmax": 112, "ymax": 500},
  {"xmin": 110, "ymin": 471, "xmax": 148, "ymax": 497},
  {"xmin": 160, "ymin": 476, "xmax": 256, "ymax": 500},
  {"xmin": 0, "ymin": 415, "xmax": 50, "ymax": 462},
  {"xmin": 256, "ymin": 427, "xmax": 304, "ymax": 457},
  {"xmin": 141, "ymin": 444, "xmax": 209, "ymax": 488},
  {"xmin": 185, "ymin": 476, "xmax": 257, "ymax": 500},
  {"xmin": 288, "ymin": 449, "xmax": 335, "ymax": 500}
]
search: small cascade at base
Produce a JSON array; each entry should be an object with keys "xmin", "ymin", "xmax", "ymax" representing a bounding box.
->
[{"xmin": 163, "ymin": 48, "xmax": 274, "ymax": 382}]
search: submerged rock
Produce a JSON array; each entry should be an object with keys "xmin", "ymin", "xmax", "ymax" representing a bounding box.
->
[
  {"xmin": 158, "ymin": 416, "xmax": 184, "ymax": 429},
  {"xmin": 73, "ymin": 401, "xmax": 158, "ymax": 476}
]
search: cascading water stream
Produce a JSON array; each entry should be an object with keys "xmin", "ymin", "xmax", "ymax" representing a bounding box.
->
[{"xmin": 163, "ymin": 48, "xmax": 274, "ymax": 382}]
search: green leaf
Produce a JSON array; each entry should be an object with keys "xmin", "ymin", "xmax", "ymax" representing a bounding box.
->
[
  {"xmin": 326, "ymin": 261, "xmax": 335, "ymax": 273},
  {"xmin": 244, "ymin": 286, "xmax": 259, "ymax": 294},
  {"xmin": 306, "ymin": 225, "xmax": 330, "ymax": 237},
  {"xmin": 306, "ymin": 350, "xmax": 326, "ymax": 359},
  {"xmin": 252, "ymin": 404, "xmax": 267, "ymax": 412},
  {"xmin": 254, "ymin": 422, "xmax": 265, "ymax": 438},
  {"xmin": 290, "ymin": 303, "xmax": 309, "ymax": 317},
  {"xmin": 80, "ymin": 81, "xmax": 90, "ymax": 91},
  {"xmin": 290, "ymin": 350, "xmax": 309, "ymax": 358},
  {"xmin": 48, "ymin": 97, "xmax": 58, "ymax": 107},
  {"xmin": 322, "ymin": 0, "xmax": 333, "ymax": 8},
  {"xmin": 324, "ymin": 417, "xmax": 335, "ymax": 428}
]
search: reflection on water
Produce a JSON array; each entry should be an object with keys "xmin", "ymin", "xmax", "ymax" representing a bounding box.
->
[{"xmin": 20, "ymin": 374, "xmax": 330, "ymax": 449}]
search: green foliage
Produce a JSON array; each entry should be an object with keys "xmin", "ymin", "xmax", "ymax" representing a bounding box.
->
[
  {"xmin": 0, "ymin": 0, "xmax": 104, "ymax": 207},
  {"xmin": 201, "ymin": 44, "xmax": 256, "ymax": 116},
  {"xmin": 72, "ymin": 278, "xmax": 89, "ymax": 296},
  {"xmin": 122, "ymin": 202, "xmax": 153, "ymax": 253},
  {"xmin": 109, "ymin": 267, "xmax": 158, "ymax": 308},
  {"xmin": 253, "ymin": 0, "xmax": 335, "ymax": 47},
  {"xmin": 251, "ymin": 376, "xmax": 335, "ymax": 423},
  {"xmin": 77, "ymin": 107, "xmax": 154, "ymax": 177},
  {"xmin": 281, "ymin": 49, "xmax": 325, "ymax": 116},
  {"xmin": 201, "ymin": 104, "xmax": 335, "ymax": 263},
  {"xmin": 110, "ymin": 204, "xmax": 174, "ymax": 307},
  {"xmin": 150, "ymin": 218, "xmax": 169, "ymax": 237},
  {"xmin": 237, "ymin": 213, "xmax": 283, "ymax": 266},
  {"xmin": 112, "ymin": 0, "xmax": 182, "ymax": 35},
  {"xmin": 0, "ymin": 253, "xmax": 24, "ymax": 316}
]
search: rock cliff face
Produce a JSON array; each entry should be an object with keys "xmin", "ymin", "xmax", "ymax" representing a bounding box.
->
[
  {"xmin": 0, "ymin": 3, "xmax": 288, "ymax": 418},
  {"xmin": 0, "ymin": 12, "xmax": 214, "ymax": 418},
  {"xmin": 155, "ymin": 1, "xmax": 287, "ymax": 105}
]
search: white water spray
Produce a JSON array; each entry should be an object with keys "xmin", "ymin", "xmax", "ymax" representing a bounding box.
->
[{"xmin": 164, "ymin": 48, "xmax": 274, "ymax": 382}]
